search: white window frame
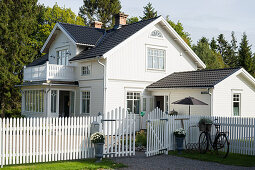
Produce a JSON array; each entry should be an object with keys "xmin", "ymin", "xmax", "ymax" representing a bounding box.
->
[
  {"xmin": 56, "ymin": 47, "xmax": 69, "ymax": 65},
  {"xmin": 80, "ymin": 90, "xmax": 91, "ymax": 114},
  {"xmin": 24, "ymin": 89, "xmax": 44, "ymax": 113},
  {"xmin": 50, "ymin": 90, "xmax": 57, "ymax": 113},
  {"xmin": 149, "ymin": 29, "xmax": 164, "ymax": 39},
  {"xmin": 126, "ymin": 91, "xmax": 141, "ymax": 114},
  {"xmin": 146, "ymin": 46, "xmax": 166, "ymax": 71},
  {"xmin": 81, "ymin": 64, "xmax": 91, "ymax": 76},
  {"xmin": 232, "ymin": 92, "xmax": 241, "ymax": 117}
]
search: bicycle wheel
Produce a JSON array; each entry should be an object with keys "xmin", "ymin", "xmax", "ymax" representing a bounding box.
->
[
  {"xmin": 214, "ymin": 133, "xmax": 229, "ymax": 158},
  {"xmin": 199, "ymin": 132, "xmax": 208, "ymax": 154}
]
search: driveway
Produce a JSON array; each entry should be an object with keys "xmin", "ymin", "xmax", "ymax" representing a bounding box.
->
[{"xmin": 111, "ymin": 152, "xmax": 254, "ymax": 170}]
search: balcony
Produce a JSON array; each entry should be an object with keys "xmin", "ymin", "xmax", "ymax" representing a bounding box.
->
[{"xmin": 24, "ymin": 61, "xmax": 76, "ymax": 82}]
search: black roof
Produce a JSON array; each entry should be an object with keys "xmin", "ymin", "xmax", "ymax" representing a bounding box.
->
[
  {"xmin": 70, "ymin": 16, "xmax": 159, "ymax": 61},
  {"xmin": 147, "ymin": 68, "xmax": 241, "ymax": 88},
  {"xmin": 27, "ymin": 54, "xmax": 48, "ymax": 67},
  {"xmin": 59, "ymin": 23, "xmax": 105, "ymax": 46}
]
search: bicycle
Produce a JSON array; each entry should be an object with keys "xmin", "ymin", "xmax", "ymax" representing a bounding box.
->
[{"xmin": 198, "ymin": 119, "xmax": 230, "ymax": 158}]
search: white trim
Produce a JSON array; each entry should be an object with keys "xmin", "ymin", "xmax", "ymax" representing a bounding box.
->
[
  {"xmin": 145, "ymin": 45, "xmax": 167, "ymax": 72},
  {"xmin": 103, "ymin": 16, "xmax": 206, "ymax": 69},
  {"xmin": 41, "ymin": 23, "xmax": 76, "ymax": 53},
  {"xmin": 80, "ymin": 89, "xmax": 91, "ymax": 115},
  {"xmin": 149, "ymin": 29, "xmax": 164, "ymax": 40},
  {"xmin": 231, "ymin": 91, "xmax": 241, "ymax": 117}
]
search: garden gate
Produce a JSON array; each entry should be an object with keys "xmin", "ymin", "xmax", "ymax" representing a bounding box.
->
[
  {"xmin": 146, "ymin": 108, "xmax": 169, "ymax": 157},
  {"xmin": 102, "ymin": 108, "xmax": 136, "ymax": 158}
]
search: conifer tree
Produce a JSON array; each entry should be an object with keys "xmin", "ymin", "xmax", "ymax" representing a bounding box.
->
[
  {"xmin": 140, "ymin": 2, "xmax": 157, "ymax": 20},
  {"xmin": 79, "ymin": 0, "xmax": 121, "ymax": 28},
  {"xmin": 0, "ymin": 0, "xmax": 39, "ymax": 117},
  {"xmin": 238, "ymin": 33, "xmax": 254, "ymax": 74}
]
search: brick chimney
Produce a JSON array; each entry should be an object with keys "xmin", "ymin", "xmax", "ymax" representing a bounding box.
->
[
  {"xmin": 91, "ymin": 21, "xmax": 103, "ymax": 29},
  {"xmin": 114, "ymin": 12, "xmax": 129, "ymax": 29}
]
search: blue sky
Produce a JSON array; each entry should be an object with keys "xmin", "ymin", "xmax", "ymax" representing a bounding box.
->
[{"xmin": 38, "ymin": 0, "xmax": 255, "ymax": 50}]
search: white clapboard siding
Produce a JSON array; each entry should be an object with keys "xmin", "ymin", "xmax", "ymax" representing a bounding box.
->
[
  {"xmin": 146, "ymin": 109, "xmax": 255, "ymax": 157},
  {"xmin": 102, "ymin": 107, "xmax": 136, "ymax": 158}
]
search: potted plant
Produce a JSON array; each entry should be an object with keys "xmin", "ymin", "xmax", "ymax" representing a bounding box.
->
[
  {"xmin": 90, "ymin": 132, "xmax": 105, "ymax": 160},
  {"xmin": 198, "ymin": 118, "xmax": 213, "ymax": 132},
  {"xmin": 173, "ymin": 128, "xmax": 186, "ymax": 152}
]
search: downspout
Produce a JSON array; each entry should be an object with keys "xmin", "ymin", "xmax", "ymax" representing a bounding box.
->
[
  {"xmin": 208, "ymin": 88, "xmax": 213, "ymax": 116},
  {"xmin": 97, "ymin": 56, "xmax": 106, "ymax": 116}
]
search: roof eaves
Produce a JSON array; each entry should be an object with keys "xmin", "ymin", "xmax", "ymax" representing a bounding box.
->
[{"xmin": 212, "ymin": 68, "xmax": 241, "ymax": 86}]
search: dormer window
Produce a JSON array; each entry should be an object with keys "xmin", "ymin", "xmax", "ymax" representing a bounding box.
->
[
  {"xmin": 150, "ymin": 30, "xmax": 163, "ymax": 38},
  {"xmin": 57, "ymin": 49, "xmax": 68, "ymax": 65}
]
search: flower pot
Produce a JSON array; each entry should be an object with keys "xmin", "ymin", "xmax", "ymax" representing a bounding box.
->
[
  {"xmin": 94, "ymin": 143, "xmax": 104, "ymax": 158},
  {"xmin": 199, "ymin": 124, "xmax": 212, "ymax": 132},
  {"xmin": 175, "ymin": 136, "xmax": 185, "ymax": 152}
]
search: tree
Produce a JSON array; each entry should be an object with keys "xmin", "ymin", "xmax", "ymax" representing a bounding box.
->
[
  {"xmin": 228, "ymin": 31, "xmax": 239, "ymax": 67},
  {"xmin": 140, "ymin": 2, "xmax": 157, "ymax": 20},
  {"xmin": 166, "ymin": 16, "xmax": 192, "ymax": 46},
  {"xmin": 216, "ymin": 34, "xmax": 230, "ymax": 64},
  {"xmin": 192, "ymin": 37, "xmax": 225, "ymax": 69},
  {"xmin": 0, "ymin": 0, "xmax": 39, "ymax": 117},
  {"xmin": 238, "ymin": 33, "xmax": 254, "ymax": 74},
  {"xmin": 79, "ymin": 0, "xmax": 121, "ymax": 28},
  {"xmin": 36, "ymin": 4, "xmax": 85, "ymax": 50},
  {"xmin": 210, "ymin": 37, "xmax": 217, "ymax": 52},
  {"xmin": 127, "ymin": 16, "xmax": 139, "ymax": 24}
]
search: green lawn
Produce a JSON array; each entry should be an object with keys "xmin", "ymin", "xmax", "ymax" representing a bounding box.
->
[
  {"xmin": 169, "ymin": 150, "xmax": 255, "ymax": 167},
  {"xmin": 1, "ymin": 159, "xmax": 126, "ymax": 170}
]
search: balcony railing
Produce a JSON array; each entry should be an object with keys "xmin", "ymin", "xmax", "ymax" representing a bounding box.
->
[{"xmin": 24, "ymin": 61, "xmax": 76, "ymax": 82}]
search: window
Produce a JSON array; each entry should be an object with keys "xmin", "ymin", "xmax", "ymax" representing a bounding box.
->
[
  {"xmin": 233, "ymin": 93, "xmax": 241, "ymax": 116},
  {"xmin": 51, "ymin": 90, "xmax": 57, "ymax": 113},
  {"xmin": 24, "ymin": 90, "xmax": 44, "ymax": 113},
  {"xmin": 147, "ymin": 48, "xmax": 165, "ymax": 70},
  {"xmin": 81, "ymin": 91, "xmax": 90, "ymax": 114},
  {"xmin": 127, "ymin": 92, "xmax": 140, "ymax": 114},
  {"xmin": 150, "ymin": 30, "xmax": 163, "ymax": 38},
  {"xmin": 57, "ymin": 49, "xmax": 68, "ymax": 65},
  {"xmin": 81, "ymin": 65, "xmax": 91, "ymax": 76}
]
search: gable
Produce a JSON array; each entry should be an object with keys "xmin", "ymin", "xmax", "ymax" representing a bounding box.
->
[{"xmin": 41, "ymin": 23, "xmax": 105, "ymax": 53}]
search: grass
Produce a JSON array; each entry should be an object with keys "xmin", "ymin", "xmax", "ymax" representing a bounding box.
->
[
  {"xmin": 1, "ymin": 158, "xmax": 126, "ymax": 170},
  {"xmin": 169, "ymin": 150, "xmax": 255, "ymax": 167}
]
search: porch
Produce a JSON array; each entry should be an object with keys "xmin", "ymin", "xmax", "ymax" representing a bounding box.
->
[
  {"xmin": 23, "ymin": 61, "xmax": 76, "ymax": 82},
  {"xmin": 22, "ymin": 88, "xmax": 77, "ymax": 118}
]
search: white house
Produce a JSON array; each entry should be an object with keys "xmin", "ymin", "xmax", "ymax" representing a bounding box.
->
[{"xmin": 20, "ymin": 13, "xmax": 255, "ymax": 123}]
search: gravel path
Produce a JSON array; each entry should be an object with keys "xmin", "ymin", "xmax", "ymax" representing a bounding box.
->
[{"xmin": 111, "ymin": 152, "xmax": 255, "ymax": 170}]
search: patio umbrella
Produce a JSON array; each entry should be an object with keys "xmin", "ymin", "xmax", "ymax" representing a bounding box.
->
[{"xmin": 172, "ymin": 96, "xmax": 208, "ymax": 116}]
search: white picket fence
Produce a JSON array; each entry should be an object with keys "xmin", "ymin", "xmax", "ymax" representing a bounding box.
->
[
  {"xmin": 147, "ymin": 109, "xmax": 255, "ymax": 156},
  {"xmin": 103, "ymin": 108, "xmax": 136, "ymax": 157},
  {"xmin": 0, "ymin": 116, "xmax": 101, "ymax": 167}
]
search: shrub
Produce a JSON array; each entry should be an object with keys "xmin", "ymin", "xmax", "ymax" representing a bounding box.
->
[{"xmin": 135, "ymin": 130, "xmax": 147, "ymax": 147}]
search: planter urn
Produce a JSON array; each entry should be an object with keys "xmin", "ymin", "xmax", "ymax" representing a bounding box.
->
[
  {"xmin": 94, "ymin": 143, "xmax": 104, "ymax": 158},
  {"xmin": 175, "ymin": 136, "xmax": 185, "ymax": 152}
]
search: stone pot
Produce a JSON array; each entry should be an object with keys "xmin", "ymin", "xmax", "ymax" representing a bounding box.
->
[
  {"xmin": 94, "ymin": 143, "xmax": 104, "ymax": 158},
  {"xmin": 175, "ymin": 136, "xmax": 185, "ymax": 152}
]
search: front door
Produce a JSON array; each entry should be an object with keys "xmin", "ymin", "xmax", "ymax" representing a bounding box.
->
[
  {"xmin": 155, "ymin": 96, "xmax": 164, "ymax": 111},
  {"xmin": 59, "ymin": 91, "xmax": 70, "ymax": 117}
]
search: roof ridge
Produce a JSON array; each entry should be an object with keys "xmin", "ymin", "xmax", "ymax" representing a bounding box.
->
[
  {"xmin": 173, "ymin": 67, "xmax": 242, "ymax": 74},
  {"xmin": 58, "ymin": 22, "xmax": 106, "ymax": 31}
]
